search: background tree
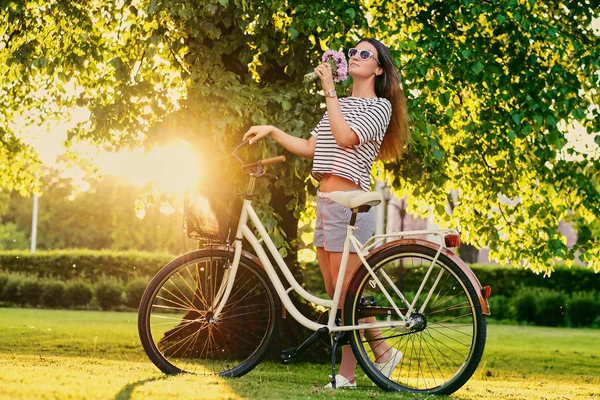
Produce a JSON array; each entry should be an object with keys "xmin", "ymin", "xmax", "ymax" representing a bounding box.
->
[
  {"xmin": 1, "ymin": 0, "xmax": 599, "ymax": 275},
  {"xmin": 369, "ymin": 0, "xmax": 600, "ymax": 272},
  {"xmin": 2, "ymin": 169, "xmax": 192, "ymax": 253}
]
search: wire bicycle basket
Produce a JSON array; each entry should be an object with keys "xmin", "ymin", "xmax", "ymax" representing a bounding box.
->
[{"xmin": 183, "ymin": 182, "xmax": 242, "ymax": 244}]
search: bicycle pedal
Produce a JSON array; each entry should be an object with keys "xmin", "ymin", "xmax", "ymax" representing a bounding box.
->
[{"xmin": 280, "ymin": 347, "xmax": 298, "ymax": 364}]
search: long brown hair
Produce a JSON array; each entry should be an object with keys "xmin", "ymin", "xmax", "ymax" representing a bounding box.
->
[{"xmin": 351, "ymin": 38, "xmax": 410, "ymax": 162}]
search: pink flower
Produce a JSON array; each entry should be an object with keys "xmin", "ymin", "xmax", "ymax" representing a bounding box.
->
[
  {"xmin": 322, "ymin": 50, "xmax": 348, "ymax": 83},
  {"xmin": 303, "ymin": 49, "xmax": 349, "ymax": 83}
]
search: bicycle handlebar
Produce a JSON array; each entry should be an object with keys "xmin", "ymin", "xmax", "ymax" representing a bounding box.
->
[
  {"xmin": 260, "ymin": 155, "xmax": 286, "ymax": 166},
  {"xmin": 233, "ymin": 140, "xmax": 286, "ymax": 171}
]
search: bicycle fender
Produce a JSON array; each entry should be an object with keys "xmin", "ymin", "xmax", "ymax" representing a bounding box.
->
[{"xmin": 364, "ymin": 239, "xmax": 491, "ymax": 316}]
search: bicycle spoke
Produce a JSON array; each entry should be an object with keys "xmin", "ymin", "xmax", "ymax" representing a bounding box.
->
[
  {"xmin": 432, "ymin": 312, "xmax": 476, "ymax": 323},
  {"xmin": 425, "ymin": 325, "xmax": 471, "ymax": 348},
  {"xmin": 217, "ymin": 323, "xmax": 263, "ymax": 345},
  {"xmin": 420, "ymin": 331, "xmax": 442, "ymax": 388},
  {"xmin": 168, "ymin": 275, "xmax": 198, "ymax": 309},
  {"xmin": 152, "ymin": 301, "xmax": 194, "ymax": 312},
  {"xmin": 218, "ymin": 308, "xmax": 271, "ymax": 321},
  {"xmin": 158, "ymin": 284, "xmax": 200, "ymax": 313},
  {"xmin": 427, "ymin": 303, "xmax": 473, "ymax": 315},
  {"xmin": 421, "ymin": 328, "xmax": 462, "ymax": 368},
  {"xmin": 429, "ymin": 322, "xmax": 473, "ymax": 337},
  {"xmin": 422, "ymin": 327, "xmax": 467, "ymax": 359}
]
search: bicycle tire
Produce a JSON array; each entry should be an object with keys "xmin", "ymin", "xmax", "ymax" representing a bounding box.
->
[
  {"xmin": 344, "ymin": 243, "xmax": 486, "ymax": 395},
  {"xmin": 138, "ymin": 249, "xmax": 281, "ymax": 377}
]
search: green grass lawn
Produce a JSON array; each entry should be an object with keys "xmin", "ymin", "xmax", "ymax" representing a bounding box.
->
[{"xmin": 0, "ymin": 308, "xmax": 599, "ymax": 400}]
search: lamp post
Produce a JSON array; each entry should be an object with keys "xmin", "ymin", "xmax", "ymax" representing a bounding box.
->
[
  {"xmin": 375, "ymin": 180, "xmax": 386, "ymax": 237},
  {"xmin": 30, "ymin": 193, "xmax": 38, "ymax": 253}
]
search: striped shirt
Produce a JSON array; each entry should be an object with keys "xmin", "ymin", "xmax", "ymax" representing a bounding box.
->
[{"xmin": 311, "ymin": 96, "xmax": 392, "ymax": 191}]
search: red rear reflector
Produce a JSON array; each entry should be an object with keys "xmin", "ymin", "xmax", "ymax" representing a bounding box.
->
[
  {"xmin": 482, "ymin": 285, "xmax": 492, "ymax": 298},
  {"xmin": 444, "ymin": 234, "xmax": 460, "ymax": 248}
]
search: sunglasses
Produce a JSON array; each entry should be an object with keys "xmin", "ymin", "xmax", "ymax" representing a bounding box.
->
[{"xmin": 348, "ymin": 48, "xmax": 380, "ymax": 65}]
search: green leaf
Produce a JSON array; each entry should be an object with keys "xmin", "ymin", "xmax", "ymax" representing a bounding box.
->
[
  {"xmin": 281, "ymin": 100, "xmax": 292, "ymax": 111},
  {"xmin": 279, "ymin": 247, "xmax": 288, "ymax": 258},
  {"xmin": 435, "ymin": 204, "xmax": 446, "ymax": 215},
  {"xmin": 425, "ymin": 125, "xmax": 432, "ymax": 137},
  {"xmin": 289, "ymin": 27, "xmax": 299, "ymax": 40},
  {"xmin": 345, "ymin": 8, "xmax": 356, "ymax": 19},
  {"xmin": 471, "ymin": 61, "xmax": 484, "ymax": 74},
  {"xmin": 461, "ymin": 49, "xmax": 472, "ymax": 59},
  {"xmin": 438, "ymin": 92, "xmax": 450, "ymax": 107},
  {"xmin": 545, "ymin": 114, "xmax": 558, "ymax": 127},
  {"xmin": 432, "ymin": 149, "xmax": 445, "ymax": 160},
  {"xmin": 207, "ymin": 3, "xmax": 218, "ymax": 14},
  {"xmin": 546, "ymin": 130, "xmax": 559, "ymax": 146},
  {"xmin": 572, "ymin": 108, "xmax": 586, "ymax": 120},
  {"xmin": 521, "ymin": 125, "xmax": 533, "ymax": 135},
  {"xmin": 507, "ymin": 130, "xmax": 516, "ymax": 141},
  {"xmin": 427, "ymin": 79, "xmax": 439, "ymax": 91},
  {"xmin": 511, "ymin": 113, "xmax": 522, "ymax": 126}
]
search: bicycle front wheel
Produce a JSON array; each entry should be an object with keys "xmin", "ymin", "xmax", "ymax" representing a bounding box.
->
[
  {"xmin": 138, "ymin": 249, "xmax": 281, "ymax": 377},
  {"xmin": 344, "ymin": 244, "xmax": 486, "ymax": 395}
]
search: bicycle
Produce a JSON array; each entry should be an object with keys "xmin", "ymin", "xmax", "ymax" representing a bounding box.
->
[{"xmin": 138, "ymin": 140, "xmax": 492, "ymax": 395}]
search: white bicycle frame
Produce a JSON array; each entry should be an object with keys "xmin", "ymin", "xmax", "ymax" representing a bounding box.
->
[{"xmin": 209, "ymin": 195, "xmax": 459, "ymax": 335}]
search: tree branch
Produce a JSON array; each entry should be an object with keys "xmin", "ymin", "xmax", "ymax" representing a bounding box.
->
[
  {"xmin": 2, "ymin": 28, "xmax": 21, "ymax": 49},
  {"xmin": 169, "ymin": 47, "xmax": 190, "ymax": 75}
]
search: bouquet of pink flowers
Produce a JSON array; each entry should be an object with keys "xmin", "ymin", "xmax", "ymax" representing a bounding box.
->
[{"xmin": 303, "ymin": 49, "xmax": 348, "ymax": 83}]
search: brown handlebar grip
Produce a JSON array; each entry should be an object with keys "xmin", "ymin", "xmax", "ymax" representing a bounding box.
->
[{"xmin": 260, "ymin": 155, "xmax": 286, "ymax": 166}]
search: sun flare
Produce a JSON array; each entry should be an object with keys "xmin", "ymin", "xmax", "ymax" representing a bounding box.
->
[{"xmin": 94, "ymin": 142, "xmax": 201, "ymax": 195}]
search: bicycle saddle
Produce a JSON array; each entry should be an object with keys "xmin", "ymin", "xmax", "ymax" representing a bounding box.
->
[{"xmin": 323, "ymin": 190, "xmax": 383, "ymax": 209}]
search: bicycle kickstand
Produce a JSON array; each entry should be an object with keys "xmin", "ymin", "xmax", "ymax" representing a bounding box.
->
[{"xmin": 330, "ymin": 331, "xmax": 345, "ymax": 389}]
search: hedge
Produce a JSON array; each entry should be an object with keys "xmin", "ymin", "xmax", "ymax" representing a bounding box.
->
[
  {"xmin": 567, "ymin": 292, "xmax": 600, "ymax": 327},
  {"xmin": 0, "ymin": 271, "xmax": 129, "ymax": 310},
  {"xmin": 95, "ymin": 278, "xmax": 124, "ymax": 310},
  {"xmin": 2, "ymin": 251, "xmax": 598, "ymax": 296},
  {"xmin": 0, "ymin": 250, "xmax": 173, "ymax": 282},
  {"xmin": 301, "ymin": 262, "xmax": 600, "ymax": 298},
  {"xmin": 1, "ymin": 250, "xmax": 599, "ymax": 326},
  {"xmin": 1, "ymin": 272, "xmax": 599, "ymax": 328},
  {"xmin": 467, "ymin": 264, "xmax": 600, "ymax": 297}
]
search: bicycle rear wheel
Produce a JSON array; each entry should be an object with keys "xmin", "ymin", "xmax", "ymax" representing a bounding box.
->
[
  {"xmin": 344, "ymin": 244, "xmax": 486, "ymax": 395},
  {"xmin": 138, "ymin": 249, "xmax": 281, "ymax": 377}
]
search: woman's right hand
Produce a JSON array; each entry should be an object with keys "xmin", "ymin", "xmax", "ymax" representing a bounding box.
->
[{"xmin": 243, "ymin": 125, "xmax": 273, "ymax": 145}]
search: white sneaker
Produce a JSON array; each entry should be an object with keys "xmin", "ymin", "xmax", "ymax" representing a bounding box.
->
[
  {"xmin": 323, "ymin": 374, "xmax": 357, "ymax": 389},
  {"xmin": 374, "ymin": 347, "xmax": 403, "ymax": 377}
]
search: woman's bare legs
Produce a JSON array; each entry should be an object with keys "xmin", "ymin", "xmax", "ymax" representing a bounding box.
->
[{"xmin": 317, "ymin": 248, "xmax": 395, "ymax": 383}]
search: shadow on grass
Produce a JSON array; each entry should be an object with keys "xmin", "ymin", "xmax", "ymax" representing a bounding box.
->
[{"xmin": 114, "ymin": 375, "xmax": 171, "ymax": 400}]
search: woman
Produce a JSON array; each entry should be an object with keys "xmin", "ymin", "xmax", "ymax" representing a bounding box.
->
[{"xmin": 243, "ymin": 38, "xmax": 409, "ymax": 388}]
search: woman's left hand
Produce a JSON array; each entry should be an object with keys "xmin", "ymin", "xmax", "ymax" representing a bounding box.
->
[{"xmin": 314, "ymin": 63, "xmax": 335, "ymax": 93}]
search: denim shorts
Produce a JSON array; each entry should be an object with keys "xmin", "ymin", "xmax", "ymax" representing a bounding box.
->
[{"xmin": 314, "ymin": 190, "xmax": 377, "ymax": 253}]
